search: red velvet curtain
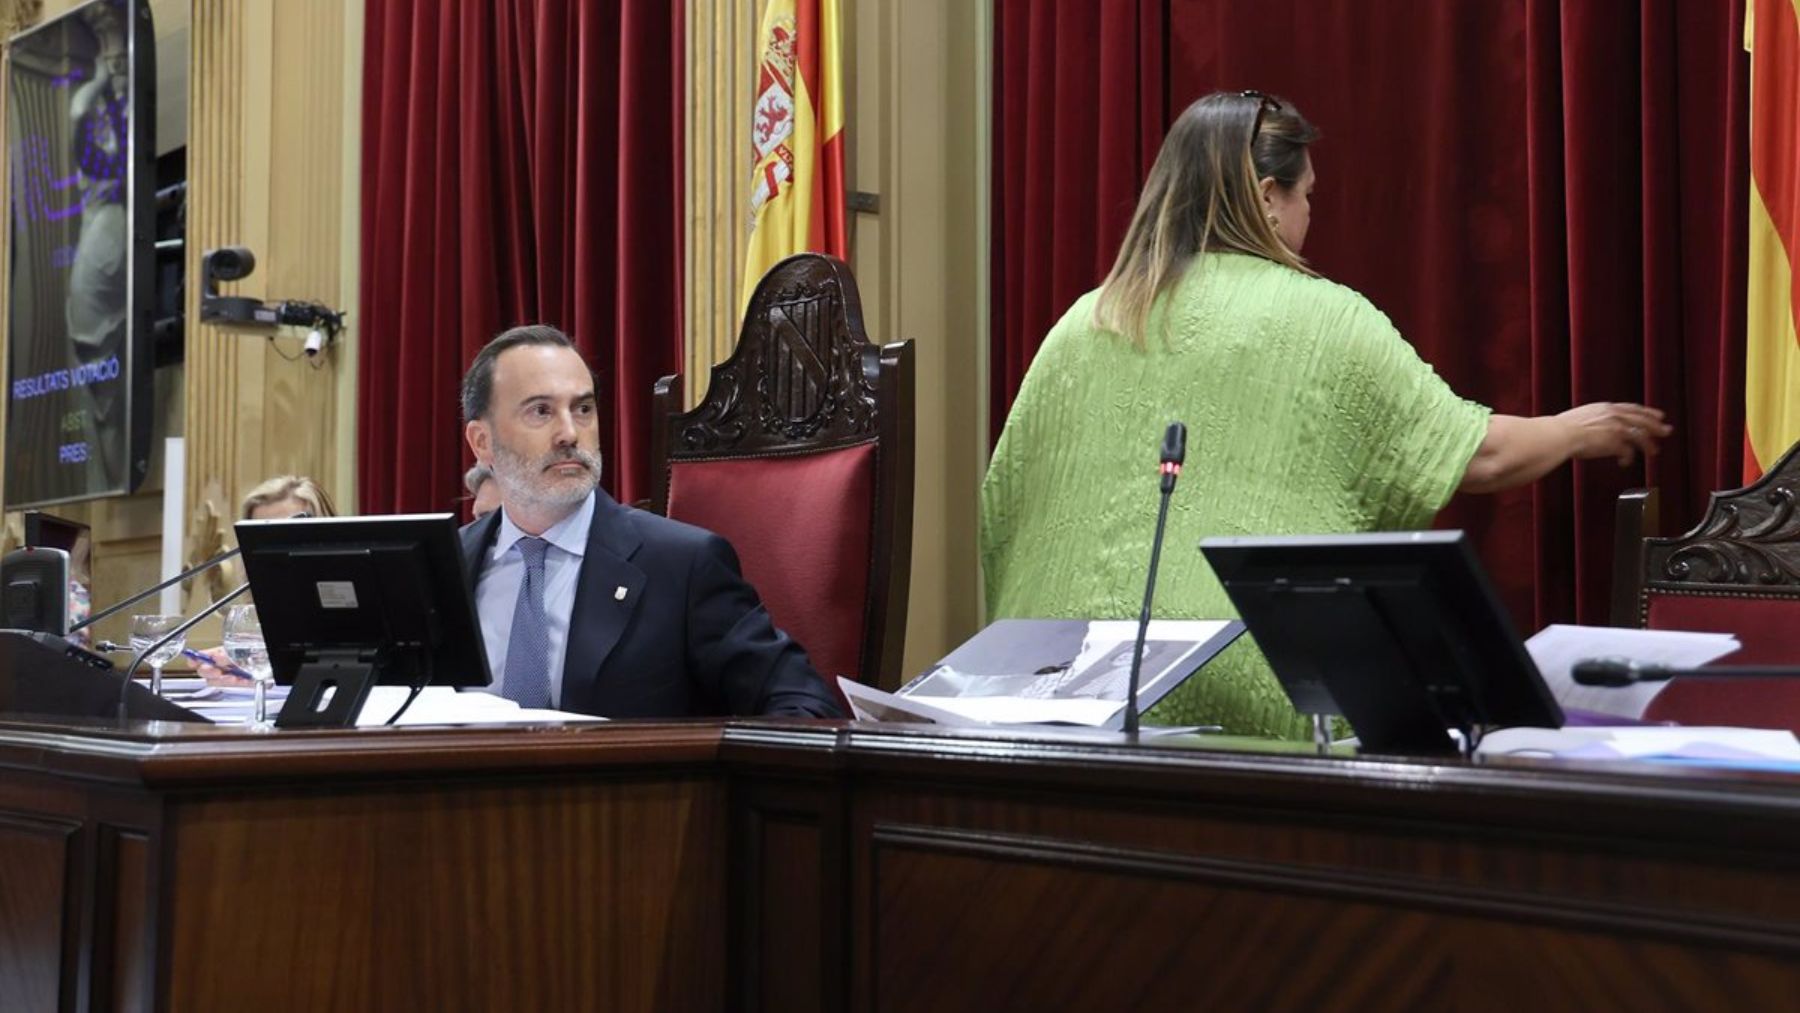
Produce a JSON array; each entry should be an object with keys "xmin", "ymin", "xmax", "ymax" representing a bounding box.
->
[
  {"xmin": 358, "ymin": 0, "xmax": 684, "ymax": 515},
  {"xmin": 991, "ymin": 0, "xmax": 1167, "ymax": 439},
  {"xmin": 991, "ymin": 0, "xmax": 1748, "ymax": 629}
]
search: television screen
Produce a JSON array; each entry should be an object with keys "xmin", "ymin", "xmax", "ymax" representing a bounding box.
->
[{"xmin": 5, "ymin": 0, "xmax": 154, "ymax": 509}]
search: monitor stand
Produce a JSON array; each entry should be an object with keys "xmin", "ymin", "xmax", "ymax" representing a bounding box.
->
[
  {"xmin": 275, "ymin": 652, "xmax": 379, "ymax": 728},
  {"xmin": 1311, "ymin": 713, "xmax": 1333, "ymax": 753},
  {"xmin": 1283, "ymin": 589, "xmax": 1463, "ymax": 755}
]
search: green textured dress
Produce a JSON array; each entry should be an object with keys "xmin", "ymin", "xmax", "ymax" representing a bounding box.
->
[{"xmin": 980, "ymin": 253, "xmax": 1491, "ymax": 740}]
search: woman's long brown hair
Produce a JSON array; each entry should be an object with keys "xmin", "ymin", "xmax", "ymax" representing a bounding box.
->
[{"xmin": 1094, "ymin": 91, "xmax": 1319, "ymax": 348}]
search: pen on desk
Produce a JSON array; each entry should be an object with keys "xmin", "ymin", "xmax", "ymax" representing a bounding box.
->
[{"xmin": 179, "ymin": 647, "xmax": 255, "ymax": 680}]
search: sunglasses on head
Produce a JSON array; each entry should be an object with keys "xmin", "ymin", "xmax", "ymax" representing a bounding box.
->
[{"xmin": 1240, "ymin": 89, "xmax": 1280, "ymax": 141}]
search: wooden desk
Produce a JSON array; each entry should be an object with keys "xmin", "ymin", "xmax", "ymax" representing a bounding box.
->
[
  {"xmin": 3, "ymin": 719, "xmax": 1799, "ymax": 1011},
  {"xmin": 0, "ymin": 719, "xmax": 726, "ymax": 1011}
]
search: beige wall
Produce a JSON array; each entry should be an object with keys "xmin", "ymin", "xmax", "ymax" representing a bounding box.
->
[
  {"xmin": 846, "ymin": 0, "xmax": 989, "ymax": 673},
  {"xmin": 181, "ymin": 0, "xmax": 360, "ymax": 611},
  {"xmin": 685, "ymin": 0, "xmax": 990, "ymax": 675},
  {"xmin": 684, "ymin": 0, "xmax": 762, "ymax": 407}
]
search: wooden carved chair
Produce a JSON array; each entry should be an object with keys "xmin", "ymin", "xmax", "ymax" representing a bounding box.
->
[
  {"xmin": 650, "ymin": 254, "xmax": 915, "ymax": 692},
  {"xmin": 1611, "ymin": 440, "xmax": 1800, "ymax": 730}
]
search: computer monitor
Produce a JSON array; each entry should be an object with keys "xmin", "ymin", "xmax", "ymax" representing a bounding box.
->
[
  {"xmin": 1200, "ymin": 531, "xmax": 1563, "ymax": 755},
  {"xmin": 1, "ymin": 547, "xmax": 69, "ymax": 634},
  {"xmin": 23, "ymin": 510, "xmax": 91, "ymax": 558},
  {"xmin": 21, "ymin": 510, "xmax": 92, "ymax": 637},
  {"xmin": 235, "ymin": 513, "xmax": 490, "ymax": 727}
]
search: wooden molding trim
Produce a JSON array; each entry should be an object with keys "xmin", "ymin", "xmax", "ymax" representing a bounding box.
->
[{"xmin": 869, "ymin": 823, "xmax": 1800, "ymax": 957}]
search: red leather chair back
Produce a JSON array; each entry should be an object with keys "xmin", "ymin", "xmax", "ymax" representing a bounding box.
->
[
  {"xmin": 666, "ymin": 444, "xmax": 877, "ymax": 688},
  {"xmin": 1640, "ymin": 592, "xmax": 1800, "ymax": 728}
]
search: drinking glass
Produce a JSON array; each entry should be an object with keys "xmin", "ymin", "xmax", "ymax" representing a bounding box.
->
[
  {"xmin": 222, "ymin": 605, "xmax": 274, "ymax": 728},
  {"xmin": 127, "ymin": 614, "xmax": 186, "ymax": 697}
]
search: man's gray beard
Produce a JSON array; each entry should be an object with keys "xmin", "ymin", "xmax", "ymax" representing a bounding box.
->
[{"xmin": 491, "ymin": 441, "xmax": 603, "ymax": 512}]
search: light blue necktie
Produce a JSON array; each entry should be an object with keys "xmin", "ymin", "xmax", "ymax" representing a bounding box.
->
[{"xmin": 501, "ymin": 537, "xmax": 552, "ymax": 708}]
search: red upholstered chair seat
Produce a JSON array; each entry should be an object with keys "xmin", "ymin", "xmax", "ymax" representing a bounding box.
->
[
  {"xmin": 665, "ymin": 443, "xmax": 877, "ymax": 688},
  {"xmin": 1640, "ymin": 592, "xmax": 1800, "ymax": 730}
]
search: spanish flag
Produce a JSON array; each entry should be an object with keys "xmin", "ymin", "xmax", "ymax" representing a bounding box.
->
[
  {"xmin": 741, "ymin": 0, "xmax": 848, "ymax": 313},
  {"xmin": 1745, "ymin": 0, "xmax": 1800, "ymax": 480}
]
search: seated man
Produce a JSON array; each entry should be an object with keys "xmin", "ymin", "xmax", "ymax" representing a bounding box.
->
[
  {"xmin": 459, "ymin": 324, "xmax": 843, "ymax": 719},
  {"xmin": 464, "ymin": 462, "xmax": 501, "ymax": 520}
]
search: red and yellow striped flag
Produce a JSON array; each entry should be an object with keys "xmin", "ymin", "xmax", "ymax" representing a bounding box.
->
[
  {"xmin": 741, "ymin": 0, "xmax": 847, "ymax": 313},
  {"xmin": 1745, "ymin": 0, "xmax": 1800, "ymax": 479}
]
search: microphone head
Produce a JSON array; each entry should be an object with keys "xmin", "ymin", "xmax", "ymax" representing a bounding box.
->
[
  {"xmin": 1161, "ymin": 422, "xmax": 1187, "ymax": 466},
  {"xmin": 1571, "ymin": 658, "xmax": 1639, "ymax": 687}
]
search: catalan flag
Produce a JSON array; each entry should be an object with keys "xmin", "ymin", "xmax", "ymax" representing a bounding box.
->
[
  {"xmin": 1745, "ymin": 0, "xmax": 1800, "ymax": 479},
  {"xmin": 741, "ymin": 0, "xmax": 847, "ymax": 313}
]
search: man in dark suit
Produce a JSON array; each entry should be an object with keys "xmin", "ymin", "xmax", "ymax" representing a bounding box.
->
[{"xmin": 458, "ymin": 324, "xmax": 843, "ymax": 719}]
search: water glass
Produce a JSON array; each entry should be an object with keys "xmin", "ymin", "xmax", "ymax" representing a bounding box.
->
[
  {"xmin": 222, "ymin": 605, "xmax": 274, "ymax": 727},
  {"xmin": 127, "ymin": 614, "xmax": 185, "ymax": 697}
]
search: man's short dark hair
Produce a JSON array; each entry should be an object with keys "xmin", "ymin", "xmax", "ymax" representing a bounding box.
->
[{"xmin": 460, "ymin": 324, "xmax": 579, "ymax": 423}]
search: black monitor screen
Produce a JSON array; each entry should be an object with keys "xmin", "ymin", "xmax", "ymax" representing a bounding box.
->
[
  {"xmin": 235, "ymin": 514, "xmax": 491, "ymax": 690},
  {"xmin": 5, "ymin": 0, "xmax": 155, "ymax": 508},
  {"xmin": 1201, "ymin": 531, "xmax": 1563, "ymax": 754}
]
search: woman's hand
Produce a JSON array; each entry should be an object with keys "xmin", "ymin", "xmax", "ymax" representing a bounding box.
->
[
  {"xmin": 194, "ymin": 646, "xmax": 253, "ymax": 687},
  {"xmin": 1554, "ymin": 402, "xmax": 1673, "ymax": 466},
  {"xmin": 1463, "ymin": 402, "xmax": 1674, "ymax": 494}
]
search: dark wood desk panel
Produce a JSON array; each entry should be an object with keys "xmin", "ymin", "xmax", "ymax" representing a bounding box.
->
[
  {"xmin": 725, "ymin": 726, "xmax": 852, "ymax": 1013},
  {"xmin": 0, "ymin": 720, "xmax": 728, "ymax": 1012},
  {"xmin": 793, "ymin": 728, "xmax": 1800, "ymax": 1012},
  {"xmin": 0, "ymin": 760, "xmax": 167, "ymax": 1012},
  {"xmin": 6, "ymin": 719, "xmax": 1800, "ymax": 1012},
  {"xmin": 163, "ymin": 776, "xmax": 724, "ymax": 1010}
]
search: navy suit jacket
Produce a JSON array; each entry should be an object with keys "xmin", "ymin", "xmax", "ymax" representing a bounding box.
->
[{"xmin": 459, "ymin": 490, "xmax": 844, "ymax": 719}]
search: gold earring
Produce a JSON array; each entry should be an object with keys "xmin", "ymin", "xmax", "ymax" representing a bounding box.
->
[{"xmin": 1266, "ymin": 212, "xmax": 1280, "ymax": 227}]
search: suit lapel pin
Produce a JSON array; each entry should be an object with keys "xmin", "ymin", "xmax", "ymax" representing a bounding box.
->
[{"xmin": 614, "ymin": 585, "xmax": 628, "ymax": 602}]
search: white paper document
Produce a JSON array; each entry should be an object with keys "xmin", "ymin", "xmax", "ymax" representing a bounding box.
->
[
  {"xmin": 1524, "ymin": 624, "xmax": 1741, "ymax": 719},
  {"xmin": 1478, "ymin": 725, "xmax": 1800, "ymax": 762},
  {"xmin": 842, "ymin": 619, "xmax": 1237, "ymax": 729},
  {"xmin": 176, "ymin": 686, "xmax": 606, "ymax": 726},
  {"xmin": 357, "ymin": 688, "xmax": 608, "ymax": 726},
  {"xmin": 840, "ymin": 680, "xmax": 1123, "ymax": 727}
]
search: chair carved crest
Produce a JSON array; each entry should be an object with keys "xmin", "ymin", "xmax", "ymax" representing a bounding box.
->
[
  {"xmin": 672, "ymin": 256, "xmax": 880, "ymax": 459},
  {"xmin": 1644, "ymin": 442, "xmax": 1800, "ymax": 590},
  {"xmin": 1614, "ymin": 440, "xmax": 1800, "ymax": 626}
]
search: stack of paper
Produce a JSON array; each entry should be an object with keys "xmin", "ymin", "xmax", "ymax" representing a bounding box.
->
[
  {"xmin": 1478, "ymin": 725, "xmax": 1800, "ymax": 763},
  {"xmin": 172, "ymin": 684, "xmax": 606, "ymax": 727},
  {"xmin": 357, "ymin": 687, "xmax": 607, "ymax": 726},
  {"xmin": 1524, "ymin": 624, "xmax": 1742, "ymax": 720},
  {"xmin": 840, "ymin": 680, "xmax": 1123, "ymax": 728},
  {"xmin": 841, "ymin": 619, "xmax": 1236, "ymax": 729}
]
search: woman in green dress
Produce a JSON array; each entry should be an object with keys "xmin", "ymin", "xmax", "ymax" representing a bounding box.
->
[{"xmin": 980, "ymin": 91, "xmax": 1672, "ymax": 740}]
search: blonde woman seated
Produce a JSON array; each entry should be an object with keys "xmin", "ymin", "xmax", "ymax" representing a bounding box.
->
[
  {"xmin": 980, "ymin": 91, "xmax": 1672, "ymax": 740},
  {"xmin": 240, "ymin": 474, "xmax": 337, "ymax": 521},
  {"xmin": 195, "ymin": 475, "xmax": 337, "ymax": 684}
]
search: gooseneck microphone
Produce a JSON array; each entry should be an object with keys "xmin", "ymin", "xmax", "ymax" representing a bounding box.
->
[
  {"xmin": 1572, "ymin": 657, "xmax": 1800, "ymax": 687},
  {"xmin": 1123, "ymin": 422, "xmax": 1187, "ymax": 736},
  {"xmin": 105, "ymin": 513, "xmax": 312, "ymax": 722},
  {"xmin": 74, "ymin": 547, "xmax": 240, "ymax": 634},
  {"xmin": 77, "ymin": 510, "xmax": 307, "ymax": 635}
]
